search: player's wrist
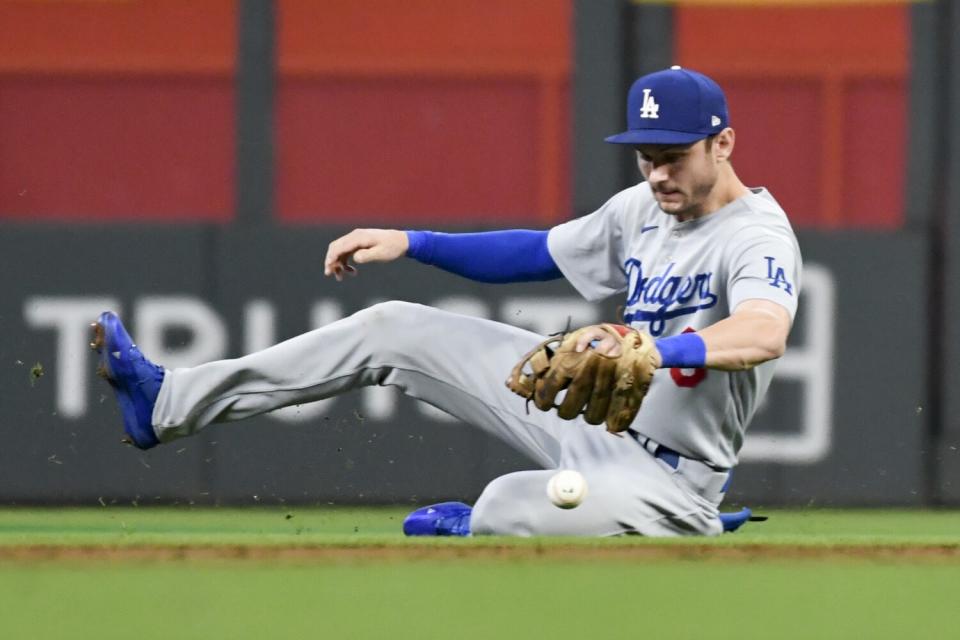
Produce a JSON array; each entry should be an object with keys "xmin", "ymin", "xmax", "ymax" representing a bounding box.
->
[
  {"xmin": 654, "ymin": 333, "xmax": 706, "ymax": 368},
  {"xmin": 404, "ymin": 230, "xmax": 435, "ymax": 262}
]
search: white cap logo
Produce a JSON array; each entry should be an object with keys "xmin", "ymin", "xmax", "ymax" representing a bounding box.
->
[
  {"xmin": 639, "ymin": 89, "xmax": 660, "ymax": 119},
  {"xmin": 711, "ymin": 115, "xmax": 721, "ymax": 127}
]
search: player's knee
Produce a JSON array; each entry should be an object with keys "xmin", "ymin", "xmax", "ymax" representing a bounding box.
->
[
  {"xmin": 471, "ymin": 473, "xmax": 538, "ymax": 536},
  {"xmin": 351, "ymin": 301, "xmax": 427, "ymax": 343},
  {"xmin": 347, "ymin": 301, "xmax": 438, "ymax": 358},
  {"xmin": 355, "ymin": 300, "xmax": 425, "ymax": 329}
]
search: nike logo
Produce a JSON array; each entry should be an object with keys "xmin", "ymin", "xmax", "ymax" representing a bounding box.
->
[{"xmin": 641, "ymin": 225, "xmax": 659, "ymax": 234}]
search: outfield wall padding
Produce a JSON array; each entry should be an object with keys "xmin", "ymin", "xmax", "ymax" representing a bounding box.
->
[{"xmin": 0, "ymin": 227, "xmax": 927, "ymax": 506}]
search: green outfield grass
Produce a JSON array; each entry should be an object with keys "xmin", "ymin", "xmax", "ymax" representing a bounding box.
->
[
  {"xmin": 1, "ymin": 506, "xmax": 960, "ymax": 546},
  {"xmin": 1, "ymin": 507, "xmax": 959, "ymax": 639}
]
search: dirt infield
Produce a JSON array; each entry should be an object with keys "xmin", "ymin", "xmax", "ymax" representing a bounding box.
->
[{"xmin": 3, "ymin": 542, "xmax": 960, "ymax": 563}]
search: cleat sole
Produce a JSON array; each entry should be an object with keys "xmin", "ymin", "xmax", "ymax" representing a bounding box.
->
[{"xmin": 90, "ymin": 322, "xmax": 105, "ymax": 353}]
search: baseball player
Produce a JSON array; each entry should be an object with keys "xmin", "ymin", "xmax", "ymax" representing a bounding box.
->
[{"xmin": 93, "ymin": 66, "xmax": 800, "ymax": 537}]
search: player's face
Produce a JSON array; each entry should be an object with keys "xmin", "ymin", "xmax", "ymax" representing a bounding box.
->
[{"xmin": 635, "ymin": 138, "xmax": 719, "ymax": 219}]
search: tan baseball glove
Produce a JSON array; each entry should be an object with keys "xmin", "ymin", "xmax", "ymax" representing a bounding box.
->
[{"xmin": 506, "ymin": 324, "xmax": 662, "ymax": 433}]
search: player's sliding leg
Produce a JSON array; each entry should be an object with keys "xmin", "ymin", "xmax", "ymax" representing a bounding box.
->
[
  {"xmin": 469, "ymin": 426, "xmax": 723, "ymax": 537},
  {"xmin": 94, "ymin": 301, "xmax": 567, "ymax": 466},
  {"xmin": 469, "ymin": 469, "xmax": 720, "ymax": 536},
  {"xmin": 404, "ymin": 420, "xmax": 725, "ymax": 537}
]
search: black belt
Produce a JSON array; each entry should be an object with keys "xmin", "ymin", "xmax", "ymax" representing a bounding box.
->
[
  {"xmin": 627, "ymin": 429, "xmax": 734, "ymax": 493},
  {"xmin": 654, "ymin": 446, "xmax": 681, "ymax": 469},
  {"xmin": 626, "ymin": 429, "xmax": 681, "ymax": 469}
]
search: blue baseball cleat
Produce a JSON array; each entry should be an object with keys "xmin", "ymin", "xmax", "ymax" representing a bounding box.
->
[
  {"xmin": 719, "ymin": 507, "xmax": 768, "ymax": 533},
  {"xmin": 403, "ymin": 502, "xmax": 472, "ymax": 536},
  {"xmin": 91, "ymin": 311, "xmax": 164, "ymax": 450}
]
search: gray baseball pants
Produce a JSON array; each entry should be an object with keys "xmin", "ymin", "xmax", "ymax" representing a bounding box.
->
[{"xmin": 152, "ymin": 301, "xmax": 724, "ymax": 537}]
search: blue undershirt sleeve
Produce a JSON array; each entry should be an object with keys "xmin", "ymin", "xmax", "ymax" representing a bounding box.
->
[
  {"xmin": 655, "ymin": 333, "xmax": 707, "ymax": 368},
  {"xmin": 405, "ymin": 230, "xmax": 563, "ymax": 284}
]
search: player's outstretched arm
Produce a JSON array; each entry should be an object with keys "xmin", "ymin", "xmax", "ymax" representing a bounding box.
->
[
  {"xmin": 324, "ymin": 229, "xmax": 408, "ymax": 281},
  {"xmin": 561, "ymin": 299, "xmax": 789, "ymax": 371},
  {"xmin": 697, "ymin": 299, "xmax": 791, "ymax": 371},
  {"xmin": 324, "ymin": 228, "xmax": 563, "ymax": 284}
]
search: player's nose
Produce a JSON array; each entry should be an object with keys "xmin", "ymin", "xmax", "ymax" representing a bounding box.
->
[{"xmin": 647, "ymin": 164, "xmax": 670, "ymax": 184}]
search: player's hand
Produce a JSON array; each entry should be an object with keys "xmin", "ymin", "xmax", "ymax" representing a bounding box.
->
[
  {"xmin": 324, "ymin": 229, "xmax": 409, "ymax": 281},
  {"xmin": 572, "ymin": 324, "xmax": 625, "ymax": 357}
]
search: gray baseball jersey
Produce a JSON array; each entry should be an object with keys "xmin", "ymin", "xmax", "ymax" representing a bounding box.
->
[{"xmin": 548, "ymin": 182, "xmax": 802, "ymax": 469}]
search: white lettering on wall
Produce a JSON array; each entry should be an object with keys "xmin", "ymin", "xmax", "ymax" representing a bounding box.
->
[
  {"xmin": 135, "ymin": 296, "xmax": 227, "ymax": 369},
  {"xmin": 23, "ymin": 296, "xmax": 120, "ymax": 418}
]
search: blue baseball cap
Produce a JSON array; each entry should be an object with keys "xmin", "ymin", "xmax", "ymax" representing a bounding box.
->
[{"xmin": 605, "ymin": 66, "xmax": 729, "ymax": 145}]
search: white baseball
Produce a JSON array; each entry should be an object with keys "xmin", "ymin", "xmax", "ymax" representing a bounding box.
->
[{"xmin": 546, "ymin": 469, "xmax": 588, "ymax": 509}]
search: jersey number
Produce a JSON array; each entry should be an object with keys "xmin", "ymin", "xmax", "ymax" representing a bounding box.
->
[{"xmin": 669, "ymin": 327, "xmax": 707, "ymax": 388}]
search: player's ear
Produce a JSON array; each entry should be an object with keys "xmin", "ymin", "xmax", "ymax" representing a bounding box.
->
[{"xmin": 713, "ymin": 128, "xmax": 735, "ymax": 163}]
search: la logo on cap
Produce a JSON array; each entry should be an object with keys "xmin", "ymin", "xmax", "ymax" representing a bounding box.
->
[{"xmin": 639, "ymin": 88, "xmax": 659, "ymax": 119}]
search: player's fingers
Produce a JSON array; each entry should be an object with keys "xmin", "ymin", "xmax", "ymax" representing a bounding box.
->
[
  {"xmin": 325, "ymin": 230, "xmax": 373, "ymax": 275},
  {"xmin": 324, "ymin": 238, "xmax": 351, "ymax": 275},
  {"xmin": 331, "ymin": 263, "xmax": 358, "ymax": 280},
  {"xmin": 574, "ymin": 333, "xmax": 594, "ymax": 352},
  {"xmin": 593, "ymin": 335, "xmax": 622, "ymax": 357},
  {"xmin": 575, "ymin": 327, "xmax": 611, "ymax": 353},
  {"xmin": 325, "ymin": 258, "xmax": 346, "ymax": 277}
]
